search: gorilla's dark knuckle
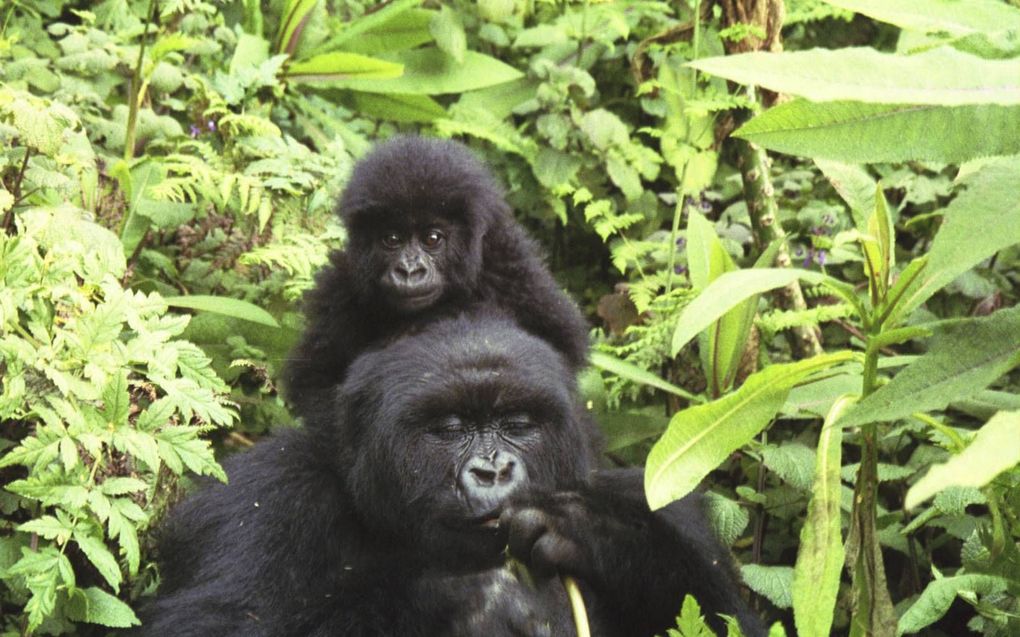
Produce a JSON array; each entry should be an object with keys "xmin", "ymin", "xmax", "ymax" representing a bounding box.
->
[{"xmin": 138, "ymin": 138, "xmax": 765, "ymax": 637}]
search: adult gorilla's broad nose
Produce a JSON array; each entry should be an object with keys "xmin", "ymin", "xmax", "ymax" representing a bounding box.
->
[{"xmin": 460, "ymin": 451, "xmax": 526, "ymax": 514}]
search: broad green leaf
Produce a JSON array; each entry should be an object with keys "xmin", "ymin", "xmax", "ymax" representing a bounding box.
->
[
  {"xmin": 684, "ymin": 211, "xmax": 753, "ymax": 395},
  {"xmin": 314, "ymin": 0, "xmax": 424, "ymax": 54},
  {"xmin": 823, "ymin": 0, "xmax": 1020, "ymax": 37},
  {"xmin": 905, "ymin": 410, "xmax": 1020, "ymax": 509},
  {"xmin": 74, "ymin": 532, "xmax": 122, "ymax": 591},
  {"xmin": 690, "ymin": 47, "xmax": 1020, "ymax": 106},
  {"xmin": 861, "ymin": 185, "xmax": 894, "ymax": 303},
  {"xmin": 598, "ymin": 411, "xmax": 670, "ymax": 452},
  {"xmin": 703, "ymin": 492, "xmax": 750, "ymax": 546},
  {"xmin": 590, "ymin": 351, "xmax": 702, "ymax": 403},
  {"xmin": 671, "ymin": 268, "xmax": 826, "ymax": 356},
  {"xmin": 734, "ymin": 101, "xmax": 1020, "ymax": 163},
  {"xmin": 645, "ymin": 352, "xmax": 852, "ymax": 509},
  {"xmin": 430, "ymin": 5, "xmax": 466, "ymax": 63},
  {"xmin": 840, "ymin": 306, "xmax": 1020, "ymax": 428},
  {"xmin": 761, "ymin": 443, "xmax": 817, "ymax": 491},
  {"xmin": 164, "ymin": 295, "xmax": 279, "ymax": 328},
  {"xmin": 325, "ymin": 49, "xmax": 523, "ymax": 95},
  {"xmin": 274, "ymin": 0, "xmax": 318, "ymax": 55},
  {"xmin": 285, "ymin": 52, "xmax": 404, "ymax": 82},
  {"xmin": 336, "ymin": 8, "xmax": 434, "ymax": 56},
  {"xmin": 67, "ymin": 586, "xmax": 140, "ymax": 628},
  {"xmin": 898, "ymin": 574, "xmax": 1008, "ymax": 634},
  {"xmin": 793, "ymin": 395, "xmax": 854, "ymax": 637},
  {"xmin": 880, "ymin": 157, "xmax": 1020, "ymax": 327},
  {"xmin": 350, "ymin": 92, "xmax": 446, "ymax": 123}
]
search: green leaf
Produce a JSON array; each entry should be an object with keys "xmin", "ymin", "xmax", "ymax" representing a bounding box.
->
[
  {"xmin": 690, "ymin": 47, "xmax": 1020, "ymax": 105},
  {"xmin": 734, "ymin": 101, "xmax": 1020, "ymax": 163},
  {"xmin": 164, "ymin": 295, "xmax": 279, "ymax": 327},
  {"xmin": 590, "ymin": 351, "xmax": 702, "ymax": 403},
  {"xmin": 67, "ymin": 586, "xmax": 140, "ymax": 628},
  {"xmin": 671, "ymin": 268, "xmax": 825, "ymax": 356},
  {"xmin": 430, "ymin": 4, "xmax": 466, "ymax": 63},
  {"xmin": 761, "ymin": 443, "xmax": 817, "ymax": 491},
  {"xmin": 792, "ymin": 396, "xmax": 854, "ymax": 637},
  {"xmin": 703, "ymin": 492, "xmax": 750, "ymax": 547},
  {"xmin": 274, "ymin": 0, "xmax": 318, "ymax": 54},
  {"xmin": 898, "ymin": 574, "xmax": 1008, "ymax": 634},
  {"xmin": 17, "ymin": 515, "xmax": 73, "ymax": 543},
  {"xmin": 99, "ymin": 477, "xmax": 148, "ymax": 496},
  {"xmin": 285, "ymin": 52, "xmax": 404, "ymax": 82},
  {"xmin": 861, "ymin": 185, "xmax": 894, "ymax": 302},
  {"xmin": 814, "ymin": 159, "xmax": 875, "ymax": 230},
  {"xmin": 823, "ymin": 0, "xmax": 1020, "ymax": 37},
  {"xmin": 645, "ymin": 352, "xmax": 852, "ymax": 509},
  {"xmin": 742, "ymin": 564, "xmax": 793, "ymax": 608},
  {"xmin": 839, "ymin": 306, "xmax": 1020, "ymax": 427},
  {"xmin": 74, "ymin": 532, "xmax": 122, "ymax": 591},
  {"xmin": 313, "ymin": 0, "xmax": 425, "ymax": 54},
  {"xmin": 323, "ymin": 49, "xmax": 523, "ymax": 95},
  {"xmin": 880, "ymin": 157, "xmax": 1020, "ymax": 327},
  {"xmin": 905, "ymin": 410, "xmax": 1020, "ymax": 509},
  {"xmin": 349, "ymin": 92, "xmax": 447, "ymax": 123}
]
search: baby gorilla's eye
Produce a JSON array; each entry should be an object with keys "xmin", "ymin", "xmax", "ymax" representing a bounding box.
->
[
  {"xmin": 422, "ymin": 229, "xmax": 445, "ymax": 249},
  {"xmin": 381, "ymin": 233, "xmax": 403, "ymax": 249}
]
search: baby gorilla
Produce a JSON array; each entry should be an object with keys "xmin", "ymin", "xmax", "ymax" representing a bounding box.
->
[
  {"xmin": 139, "ymin": 313, "xmax": 763, "ymax": 637},
  {"xmin": 283, "ymin": 136, "xmax": 590, "ymax": 418}
]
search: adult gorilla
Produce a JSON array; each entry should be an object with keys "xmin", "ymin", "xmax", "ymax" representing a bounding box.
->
[
  {"xmin": 139, "ymin": 314, "xmax": 763, "ymax": 637},
  {"xmin": 282, "ymin": 137, "xmax": 589, "ymax": 418}
]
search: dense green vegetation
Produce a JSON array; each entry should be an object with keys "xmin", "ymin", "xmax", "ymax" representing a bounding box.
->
[{"xmin": 1, "ymin": 0, "xmax": 1018, "ymax": 635}]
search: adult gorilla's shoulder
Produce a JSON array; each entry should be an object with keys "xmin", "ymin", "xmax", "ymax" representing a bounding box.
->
[
  {"xmin": 138, "ymin": 313, "xmax": 763, "ymax": 637},
  {"xmin": 282, "ymin": 137, "xmax": 590, "ymax": 419}
]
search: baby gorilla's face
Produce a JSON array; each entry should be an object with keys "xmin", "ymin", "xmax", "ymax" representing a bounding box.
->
[{"xmin": 375, "ymin": 224, "xmax": 451, "ymax": 312}]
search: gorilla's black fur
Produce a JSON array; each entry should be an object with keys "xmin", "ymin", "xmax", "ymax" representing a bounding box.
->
[
  {"xmin": 282, "ymin": 137, "xmax": 590, "ymax": 418},
  {"xmin": 140, "ymin": 314, "xmax": 763, "ymax": 637}
]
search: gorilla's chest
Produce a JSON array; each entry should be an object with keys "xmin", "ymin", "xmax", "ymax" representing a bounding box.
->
[{"xmin": 419, "ymin": 567, "xmax": 576, "ymax": 637}]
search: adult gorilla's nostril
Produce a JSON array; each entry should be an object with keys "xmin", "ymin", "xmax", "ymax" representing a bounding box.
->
[{"xmin": 459, "ymin": 452, "xmax": 526, "ymax": 513}]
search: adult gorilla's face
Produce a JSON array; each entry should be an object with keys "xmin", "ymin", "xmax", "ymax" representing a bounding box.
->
[{"xmin": 333, "ymin": 315, "xmax": 597, "ymax": 566}]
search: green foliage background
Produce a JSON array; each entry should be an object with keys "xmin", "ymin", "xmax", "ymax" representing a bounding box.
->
[{"xmin": 1, "ymin": 0, "xmax": 1018, "ymax": 635}]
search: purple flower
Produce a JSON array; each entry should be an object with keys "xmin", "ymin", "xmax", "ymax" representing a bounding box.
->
[
  {"xmin": 675, "ymin": 236, "xmax": 686, "ymax": 249},
  {"xmin": 674, "ymin": 264, "xmax": 687, "ymax": 275},
  {"xmin": 816, "ymin": 250, "xmax": 827, "ymax": 266},
  {"xmin": 699, "ymin": 198, "xmax": 712, "ymax": 212},
  {"xmin": 207, "ymin": 120, "xmax": 217, "ymax": 132},
  {"xmin": 802, "ymin": 248, "xmax": 814, "ymax": 268},
  {"xmin": 189, "ymin": 124, "xmax": 201, "ymax": 138}
]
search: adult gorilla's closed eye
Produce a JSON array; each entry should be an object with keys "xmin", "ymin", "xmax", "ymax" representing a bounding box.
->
[
  {"xmin": 139, "ymin": 314, "xmax": 763, "ymax": 637},
  {"xmin": 282, "ymin": 136, "xmax": 590, "ymax": 418}
]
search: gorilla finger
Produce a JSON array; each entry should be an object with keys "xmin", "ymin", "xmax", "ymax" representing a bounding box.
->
[
  {"xmin": 504, "ymin": 508, "xmax": 549, "ymax": 561},
  {"xmin": 531, "ymin": 533, "xmax": 583, "ymax": 578}
]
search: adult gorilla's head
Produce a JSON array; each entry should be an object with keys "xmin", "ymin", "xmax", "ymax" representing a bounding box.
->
[
  {"xmin": 319, "ymin": 311, "xmax": 599, "ymax": 566},
  {"xmin": 339, "ymin": 137, "xmax": 508, "ymax": 313}
]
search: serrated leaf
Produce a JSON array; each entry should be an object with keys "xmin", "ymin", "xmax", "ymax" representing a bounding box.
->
[
  {"xmin": 898, "ymin": 574, "xmax": 1008, "ymax": 634},
  {"xmin": 17, "ymin": 515, "xmax": 73, "ymax": 543},
  {"xmin": 905, "ymin": 411, "xmax": 1020, "ymax": 509},
  {"xmin": 74, "ymin": 532, "xmax": 122, "ymax": 591},
  {"xmin": 792, "ymin": 396, "xmax": 853, "ymax": 637},
  {"xmin": 671, "ymin": 268, "xmax": 826, "ymax": 356},
  {"xmin": 734, "ymin": 101, "xmax": 1020, "ymax": 163},
  {"xmin": 67, "ymin": 586, "xmax": 140, "ymax": 628},
  {"xmin": 839, "ymin": 306, "xmax": 1020, "ymax": 427},
  {"xmin": 702, "ymin": 492, "xmax": 750, "ymax": 547},
  {"xmin": 761, "ymin": 443, "xmax": 817, "ymax": 491},
  {"xmin": 164, "ymin": 295, "xmax": 279, "ymax": 328},
  {"xmin": 99, "ymin": 477, "xmax": 148, "ymax": 496},
  {"xmin": 645, "ymin": 352, "xmax": 852, "ymax": 509},
  {"xmin": 742, "ymin": 564, "xmax": 793, "ymax": 608},
  {"xmin": 350, "ymin": 92, "xmax": 447, "ymax": 123},
  {"xmin": 690, "ymin": 47, "xmax": 1020, "ymax": 106},
  {"xmin": 313, "ymin": 0, "xmax": 425, "ymax": 54}
]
